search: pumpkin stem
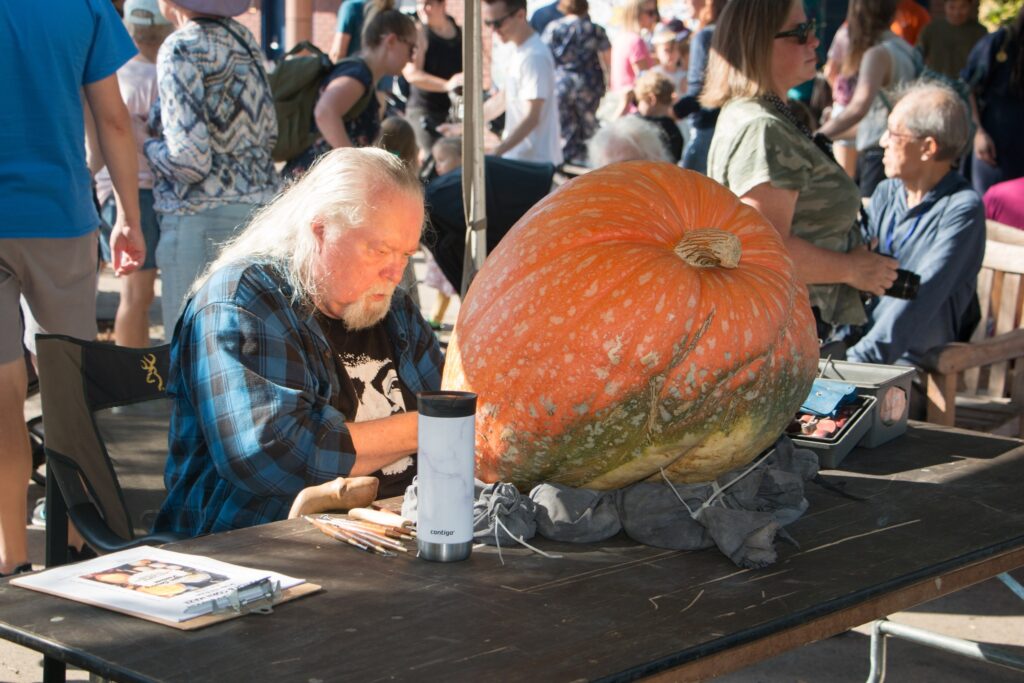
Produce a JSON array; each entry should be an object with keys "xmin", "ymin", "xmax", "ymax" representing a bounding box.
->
[{"xmin": 674, "ymin": 229, "xmax": 741, "ymax": 269}]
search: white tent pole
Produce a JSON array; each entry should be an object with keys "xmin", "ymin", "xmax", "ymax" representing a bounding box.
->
[{"xmin": 460, "ymin": 0, "xmax": 487, "ymax": 298}]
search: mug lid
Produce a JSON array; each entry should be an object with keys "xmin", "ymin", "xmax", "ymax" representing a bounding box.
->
[{"xmin": 418, "ymin": 391, "xmax": 477, "ymax": 418}]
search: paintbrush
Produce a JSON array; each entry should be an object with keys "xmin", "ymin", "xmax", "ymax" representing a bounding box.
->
[
  {"xmin": 330, "ymin": 520, "xmax": 409, "ymax": 553},
  {"xmin": 323, "ymin": 516, "xmax": 415, "ymax": 540},
  {"xmin": 306, "ymin": 516, "xmax": 395, "ymax": 556},
  {"xmin": 306, "ymin": 516, "xmax": 372, "ymax": 552}
]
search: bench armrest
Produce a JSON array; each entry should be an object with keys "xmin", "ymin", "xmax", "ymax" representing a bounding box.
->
[{"xmin": 920, "ymin": 329, "xmax": 1024, "ymax": 376}]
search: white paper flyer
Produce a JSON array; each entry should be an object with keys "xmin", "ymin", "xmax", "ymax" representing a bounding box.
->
[{"xmin": 12, "ymin": 546, "xmax": 305, "ymax": 623}]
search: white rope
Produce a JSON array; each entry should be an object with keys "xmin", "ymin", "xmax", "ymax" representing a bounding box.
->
[
  {"xmin": 701, "ymin": 450, "xmax": 773, "ymax": 512},
  {"xmin": 659, "ymin": 467, "xmax": 699, "ymax": 519},
  {"xmin": 660, "ymin": 449, "xmax": 774, "ymax": 519},
  {"xmin": 491, "ymin": 514, "xmax": 562, "ymax": 566}
]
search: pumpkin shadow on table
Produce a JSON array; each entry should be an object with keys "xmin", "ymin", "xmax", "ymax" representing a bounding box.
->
[{"xmin": 823, "ymin": 423, "xmax": 1020, "ymax": 477}]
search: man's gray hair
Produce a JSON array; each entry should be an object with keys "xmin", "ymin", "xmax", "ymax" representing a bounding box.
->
[
  {"xmin": 192, "ymin": 147, "xmax": 423, "ymax": 303},
  {"xmin": 894, "ymin": 80, "xmax": 970, "ymax": 161},
  {"xmin": 587, "ymin": 116, "xmax": 672, "ymax": 168}
]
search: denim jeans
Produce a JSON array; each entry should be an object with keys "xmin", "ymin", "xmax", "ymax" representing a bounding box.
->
[
  {"xmin": 156, "ymin": 203, "xmax": 256, "ymax": 341},
  {"xmin": 99, "ymin": 189, "xmax": 161, "ymax": 270},
  {"xmin": 682, "ymin": 124, "xmax": 714, "ymax": 175}
]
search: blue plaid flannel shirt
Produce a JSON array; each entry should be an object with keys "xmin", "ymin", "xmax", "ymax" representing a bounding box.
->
[{"xmin": 153, "ymin": 261, "xmax": 444, "ymax": 537}]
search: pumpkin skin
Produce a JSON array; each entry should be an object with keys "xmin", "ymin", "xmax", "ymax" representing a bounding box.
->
[{"xmin": 442, "ymin": 162, "xmax": 818, "ymax": 490}]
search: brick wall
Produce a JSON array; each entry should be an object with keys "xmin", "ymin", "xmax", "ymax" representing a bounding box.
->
[{"xmin": 238, "ymin": 0, "xmax": 491, "ymax": 87}]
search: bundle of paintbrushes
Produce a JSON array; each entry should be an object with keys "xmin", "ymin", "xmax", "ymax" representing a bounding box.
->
[{"xmin": 305, "ymin": 511, "xmax": 416, "ymax": 558}]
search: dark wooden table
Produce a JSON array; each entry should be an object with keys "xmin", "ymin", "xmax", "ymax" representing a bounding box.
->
[{"xmin": 2, "ymin": 422, "xmax": 1023, "ymax": 683}]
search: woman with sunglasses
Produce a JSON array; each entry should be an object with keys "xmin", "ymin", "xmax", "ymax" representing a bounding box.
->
[
  {"xmin": 610, "ymin": 0, "xmax": 659, "ymax": 96},
  {"xmin": 704, "ymin": 0, "xmax": 898, "ymax": 335},
  {"xmin": 817, "ymin": 0, "xmax": 917, "ymax": 197},
  {"xmin": 285, "ymin": 10, "xmax": 417, "ymax": 176}
]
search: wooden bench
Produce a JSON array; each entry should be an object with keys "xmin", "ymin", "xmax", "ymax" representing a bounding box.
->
[{"xmin": 921, "ymin": 221, "xmax": 1024, "ymax": 436}]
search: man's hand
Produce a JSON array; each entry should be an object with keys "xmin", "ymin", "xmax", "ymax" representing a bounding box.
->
[
  {"xmin": 83, "ymin": 74, "xmax": 142, "ymax": 271},
  {"xmin": 492, "ymin": 97, "xmax": 544, "ymax": 157},
  {"xmin": 974, "ymin": 128, "xmax": 997, "ymax": 166},
  {"xmin": 109, "ymin": 216, "xmax": 146, "ymax": 276},
  {"xmin": 446, "ymin": 72, "xmax": 464, "ymax": 92},
  {"xmin": 436, "ymin": 121, "xmax": 463, "ymax": 137}
]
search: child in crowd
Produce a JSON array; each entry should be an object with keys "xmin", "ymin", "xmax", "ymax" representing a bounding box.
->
[
  {"xmin": 93, "ymin": 0, "xmax": 172, "ymax": 348},
  {"xmin": 916, "ymin": 0, "xmax": 988, "ymax": 79},
  {"xmin": 423, "ymin": 137, "xmax": 463, "ymax": 326},
  {"xmin": 432, "ymin": 135, "xmax": 463, "ymax": 177},
  {"xmin": 651, "ymin": 23, "xmax": 689, "ymax": 96},
  {"xmin": 375, "ymin": 117, "xmax": 422, "ymax": 308},
  {"xmin": 632, "ymin": 70, "xmax": 684, "ymax": 163},
  {"xmin": 377, "ymin": 116, "xmax": 421, "ymax": 170}
]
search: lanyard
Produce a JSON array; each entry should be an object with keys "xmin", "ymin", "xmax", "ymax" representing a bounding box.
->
[{"xmin": 884, "ymin": 211, "xmax": 923, "ymax": 256}]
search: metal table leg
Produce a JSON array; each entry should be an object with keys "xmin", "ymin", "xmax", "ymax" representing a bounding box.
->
[
  {"xmin": 42, "ymin": 461, "xmax": 67, "ymax": 683},
  {"xmin": 866, "ymin": 618, "xmax": 1024, "ymax": 683}
]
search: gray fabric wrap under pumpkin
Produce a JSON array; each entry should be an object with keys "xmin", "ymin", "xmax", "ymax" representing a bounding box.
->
[{"xmin": 402, "ymin": 437, "xmax": 819, "ymax": 568}]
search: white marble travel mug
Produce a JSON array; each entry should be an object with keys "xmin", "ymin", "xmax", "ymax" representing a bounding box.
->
[{"xmin": 416, "ymin": 391, "xmax": 477, "ymax": 562}]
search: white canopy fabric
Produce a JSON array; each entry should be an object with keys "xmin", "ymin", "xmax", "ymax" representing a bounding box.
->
[{"xmin": 460, "ymin": 0, "xmax": 487, "ymax": 297}]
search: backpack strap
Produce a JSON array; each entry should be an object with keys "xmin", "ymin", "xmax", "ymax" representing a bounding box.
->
[
  {"xmin": 192, "ymin": 17, "xmax": 270, "ymax": 88},
  {"xmin": 283, "ymin": 40, "xmax": 328, "ymax": 61}
]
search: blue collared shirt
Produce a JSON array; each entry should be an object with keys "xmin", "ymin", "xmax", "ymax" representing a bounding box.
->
[
  {"xmin": 154, "ymin": 261, "xmax": 443, "ymax": 537},
  {"xmin": 847, "ymin": 171, "xmax": 985, "ymax": 366}
]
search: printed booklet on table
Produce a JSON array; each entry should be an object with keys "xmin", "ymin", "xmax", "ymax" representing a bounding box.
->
[{"xmin": 12, "ymin": 546, "xmax": 305, "ymax": 623}]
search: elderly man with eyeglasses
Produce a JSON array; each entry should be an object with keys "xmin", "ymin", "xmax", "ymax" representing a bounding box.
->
[{"xmin": 839, "ymin": 82, "xmax": 985, "ymax": 369}]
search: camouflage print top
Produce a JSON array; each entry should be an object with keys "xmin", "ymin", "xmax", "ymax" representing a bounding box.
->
[{"xmin": 708, "ymin": 97, "xmax": 866, "ymax": 326}]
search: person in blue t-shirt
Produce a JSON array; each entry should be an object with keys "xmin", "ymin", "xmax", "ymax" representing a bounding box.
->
[
  {"xmin": 0, "ymin": 0, "xmax": 145, "ymax": 577},
  {"xmin": 329, "ymin": 0, "xmax": 396, "ymax": 62}
]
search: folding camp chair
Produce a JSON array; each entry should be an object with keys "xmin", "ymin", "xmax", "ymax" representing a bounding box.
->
[{"xmin": 34, "ymin": 334, "xmax": 184, "ymax": 568}]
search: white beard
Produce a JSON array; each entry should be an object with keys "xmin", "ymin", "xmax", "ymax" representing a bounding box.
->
[{"xmin": 341, "ymin": 287, "xmax": 395, "ymax": 330}]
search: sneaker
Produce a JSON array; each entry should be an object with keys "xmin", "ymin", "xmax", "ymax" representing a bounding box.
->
[{"xmin": 31, "ymin": 497, "xmax": 45, "ymax": 527}]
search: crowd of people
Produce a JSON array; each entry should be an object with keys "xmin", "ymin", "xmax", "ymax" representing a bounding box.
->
[{"xmin": 1, "ymin": 0, "xmax": 1022, "ymax": 567}]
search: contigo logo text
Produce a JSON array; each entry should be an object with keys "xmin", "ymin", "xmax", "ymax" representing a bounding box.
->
[{"xmin": 430, "ymin": 529, "xmax": 455, "ymax": 537}]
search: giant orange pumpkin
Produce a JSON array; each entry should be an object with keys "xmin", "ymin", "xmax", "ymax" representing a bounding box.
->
[{"xmin": 442, "ymin": 162, "xmax": 819, "ymax": 489}]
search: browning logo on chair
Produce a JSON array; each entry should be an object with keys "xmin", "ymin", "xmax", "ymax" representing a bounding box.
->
[
  {"xmin": 140, "ymin": 354, "xmax": 164, "ymax": 393},
  {"xmin": 75, "ymin": 340, "xmax": 171, "ymax": 409}
]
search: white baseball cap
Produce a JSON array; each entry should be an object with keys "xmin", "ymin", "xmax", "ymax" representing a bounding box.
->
[{"xmin": 123, "ymin": 0, "xmax": 171, "ymax": 25}]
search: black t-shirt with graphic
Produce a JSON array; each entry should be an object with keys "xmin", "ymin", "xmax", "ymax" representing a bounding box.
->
[{"xmin": 317, "ymin": 313, "xmax": 417, "ymax": 497}]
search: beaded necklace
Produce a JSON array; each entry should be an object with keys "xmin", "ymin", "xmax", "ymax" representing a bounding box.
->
[{"xmin": 761, "ymin": 91, "xmax": 836, "ymax": 164}]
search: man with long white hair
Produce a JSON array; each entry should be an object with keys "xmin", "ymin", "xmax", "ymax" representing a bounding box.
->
[
  {"xmin": 586, "ymin": 116, "xmax": 673, "ymax": 168},
  {"xmin": 153, "ymin": 148, "xmax": 443, "ymax": 537}
]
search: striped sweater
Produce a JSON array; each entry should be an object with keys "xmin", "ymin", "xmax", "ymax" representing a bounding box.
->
[{"xmin": 144, "ymin": 18, "xmax": 279, "ymax": 215}]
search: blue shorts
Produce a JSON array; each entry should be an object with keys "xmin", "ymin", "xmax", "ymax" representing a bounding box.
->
[{"xmin": 98, "ymin": 189, "xmax": 160, "ymax": 271}]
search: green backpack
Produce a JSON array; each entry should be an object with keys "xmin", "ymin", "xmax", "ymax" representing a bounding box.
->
[
  {"xmin": 268, "ymin": 46, "xmax": 375, "ymax": 162},
  {"xmin": 192, "ymin": 20, "xmax": 375, "ymax": 163},
  {"xmin": 266, "ymin": 42, "xmax": 333, "ymax": 162}
]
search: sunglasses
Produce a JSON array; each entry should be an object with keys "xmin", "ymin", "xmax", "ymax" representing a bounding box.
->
[
  {"xmin": 484, "ymin": 11, "xmax": 517, "ymax": 29},
  {"xmin": 774, "ymin": 18, "xmax": 816, "ymax": 44}
]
